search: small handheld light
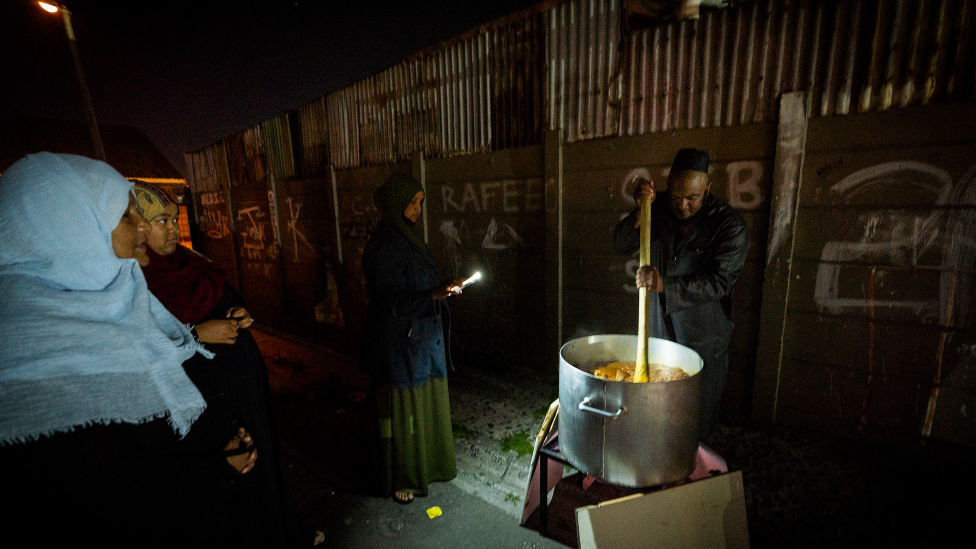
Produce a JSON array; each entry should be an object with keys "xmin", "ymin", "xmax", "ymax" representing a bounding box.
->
[
  {"xmin": 460, "ymin": 272, "xmax": 481, "ymax": 287},
  {"xmin": 450, "ymin": 272, "xmax": 481, "ymax": 293}
]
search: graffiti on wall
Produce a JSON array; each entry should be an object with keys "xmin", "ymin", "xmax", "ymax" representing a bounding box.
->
[
  {"xmin": 284, "ymin": 197, "xmax": 315, "ymax": 262},
  {"xmin": 349, "ymin": 193, "xmax": 378, "ymax": 216},
  {"xmin": 339, "ymin": 190, "xmax": 379, "ymax": 250},
  {"xmin": 198, "ymin": 191, "xmax": 231, "ymax": 239},
  {"xmin": 339, "ymin": 218, "xmax": 378, "ymax": 246},
  {"xmin": 435, "ymin": 178, "xmax": 542, "ymax": 276},
  {"xmin": 441, "ymin": 179, "xmax": 544, "ymax": 214},
  {"xmin": 236, "ymin": 202, "xmax": 278, "ymax": 278},
  {"xmin": 482, "ymin": 218, "xmax": 525, "ymax": 250},
  {"xmin": 814, "ymin": 161, "xmax": 976, "ymax": 329},
  {"xmin": 439, "ymin": 219, "xmax": 465, "ymax": 276},
  {"xmin": 267, "ymin": 191, "xmax": 280, "ymax": 247},
  {"xmin": 616, "ymin": 161, "xmax": 766, "ymax": 212}
]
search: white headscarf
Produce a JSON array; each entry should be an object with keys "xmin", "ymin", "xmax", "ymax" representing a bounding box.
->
[{"xmin": 0, "ymin": 153, "xmax": 210, "ymax": 444}]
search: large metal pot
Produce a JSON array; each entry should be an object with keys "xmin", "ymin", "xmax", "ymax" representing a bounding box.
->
[{"xmin": 558, "ymin": 334, "xmax": 703, "ymax": 488}]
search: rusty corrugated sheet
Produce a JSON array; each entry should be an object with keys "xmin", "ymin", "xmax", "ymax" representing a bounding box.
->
[
  {"xmin": 323, "ymin": 6, "xmax": 547, "ymax": 168},
  {"xmin": 204, "ymin": 0, "xmax": 975, "ymax": 168},
  {"xmin": 225, "ymin": 125, "xmax": 267, "ymax": 188},
  {"xmin": 297, "ymin": 97, "xmax": 330, "ymax": 177},
  {"xmin": 544, "ymin": 0, "xmax": 622, "ymax": 141},
  {"xmin": 438, "ymin": 33, "xmax": 495, "ymax": 155},
  {"xmin": 327, "ymin": 34, "xmax": 495, "ymax": 168},
  {"xmin": 327, "ymin": 87, "xmax": 361, "ymax": 169},
  {"xmin": 492, "ymin": 12, "xmax": 546, "ymax": 150},
  {"xmin": 620, "ymin": 0, "xmax": 976, "ymax": 134},
  {"xmin": 260, "ymin": 114, "xmax": 295, "ymax": 180},
  {"xmin": 184, "ymin": 142, "xmax": 229, "ymax": 195},
  {"xmin": 356, "ymin": 72, "xmax": 396, "ymax": 166},
  {"xmin": 387, "ymin": 55, "xmax": 445, "ymax": 160}
]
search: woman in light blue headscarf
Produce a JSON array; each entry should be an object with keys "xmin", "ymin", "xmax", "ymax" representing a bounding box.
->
[{"xmin": 0, "ymin": 153, "xmax": 253, "ymax": 547}]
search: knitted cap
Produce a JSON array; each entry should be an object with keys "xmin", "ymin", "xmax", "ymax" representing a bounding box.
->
[{"xmin": 671, "ymin": 148, "xmax": 710, "ymax": 174}]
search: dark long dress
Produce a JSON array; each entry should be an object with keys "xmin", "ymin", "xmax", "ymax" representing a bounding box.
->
[
  {"xmin": 360, "ymin": 218, "xmax": 457, "ymax": 497},
  {"xmin": 0, "ymin": 414, "xmax": 242, "ymax": 547},
  {"xmin": 140, "ymin": 241, "xmax": 313, "ymax": 547},
  {"xmin": 185, "ymin": 282, "xmax": 314, "ymax": 548},
  {"xmin": 0, "ymin": 282, "xmax": 287, "ymax": 547}
]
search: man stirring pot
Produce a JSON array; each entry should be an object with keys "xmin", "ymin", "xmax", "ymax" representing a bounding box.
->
[{"xmin": 614, "ymin": 148, "xmax": 750, "ymax": 441}]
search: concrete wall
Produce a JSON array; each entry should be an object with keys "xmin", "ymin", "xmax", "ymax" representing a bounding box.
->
[
  {"xmin": 423, "ymin": 146, "xmax": 547, "ymax": 371},
  {"xmin": 755, "ymin": 97, "xmax": 976, "ymax": 447},
  {"xmin": 224, "ymin": 131, "xmax": 285, "ymax": 324},
  {"xmin": 190, "ymin": 185, "xmax": 240, "ymax": 301},
  {"xmin": 275, "ymin": 177, "xmax": 341, "ymax": 326},
  {"xmin": 186, "ymin": 98, "xmax": 976, "ymax": 447},
  {"xmin": 559, "ymin": 123, "xmax": 776, "ymax": 419}
]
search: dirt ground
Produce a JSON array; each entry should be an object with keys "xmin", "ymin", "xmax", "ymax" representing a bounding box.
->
[
  {"xmin": 252, "ymin": 328, "xmax": 976, "ymax": 548},
  {"xmin": 253, "ymin": 330, "xmax": 377, "ymax": 495},
  {"xmin": 706, "ymin": 419, "xmax": 976, "ymax": 548}
]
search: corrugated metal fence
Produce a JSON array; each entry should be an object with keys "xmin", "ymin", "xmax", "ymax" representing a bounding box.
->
[
  {"xmin": 180, "ymin": 0, "xmax": 976, "ymax": 444},
  {"xmin": 183, "ymin": 0, "xmax": 976, "ymax": 333},
  {"xmin": 188, "ymin": 0, "xmax": 974, "ymax": 180},
  {"xmin": 620, "ymin": 0, "xmax": 976, "ymax": 135}
]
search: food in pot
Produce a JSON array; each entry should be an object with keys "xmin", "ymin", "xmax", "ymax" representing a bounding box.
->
[{"xmin": 593, "ymin": 361, "xmax": 688, "ymax": 383}]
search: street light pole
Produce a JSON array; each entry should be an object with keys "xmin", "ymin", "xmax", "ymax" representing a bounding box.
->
[{"xmin": 39, "ymin": 2, "xmax": 105, "ymax": 161}]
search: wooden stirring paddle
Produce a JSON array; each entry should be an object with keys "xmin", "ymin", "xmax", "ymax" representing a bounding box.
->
[{"xmin": 634, "ymin": 187, "xmax": 653, "ymax": 383}]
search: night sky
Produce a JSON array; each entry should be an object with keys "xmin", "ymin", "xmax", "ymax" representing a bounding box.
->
[{"xmin": 1, "ymin": 0, "xmax": 541, "ymax": 175}]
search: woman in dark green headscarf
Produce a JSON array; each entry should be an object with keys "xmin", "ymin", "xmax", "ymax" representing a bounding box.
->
[{"xmin": 361, "ymin": 173, "xmax": 467, "ymax": 504}]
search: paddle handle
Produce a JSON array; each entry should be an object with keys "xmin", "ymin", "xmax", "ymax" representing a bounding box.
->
[{"xmin": 635, "ymin": 195, "xmax": 653, "ymax": 383}]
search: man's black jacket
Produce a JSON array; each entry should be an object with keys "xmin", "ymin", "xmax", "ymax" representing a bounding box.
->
[{"xmin": 613, "ymin": 191, "xmax": 750, "ymax": 355}]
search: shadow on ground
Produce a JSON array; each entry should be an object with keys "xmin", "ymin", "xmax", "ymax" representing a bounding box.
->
[
  {"xmin": 254, "ymin": 327, "xmax": 976, "ymax": 548},
  {"xmin": 707, "ymin": 419, "xmax": 976, "ymax": 548},
  {"xmin": 257, "ymin": 332, "xmax": 378, "ymax": 497}
]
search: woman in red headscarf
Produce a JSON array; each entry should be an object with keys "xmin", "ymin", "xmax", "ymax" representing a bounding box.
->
[{"xmin": 133, "ymin": 181, "xmax": 324, "ymax": 547}]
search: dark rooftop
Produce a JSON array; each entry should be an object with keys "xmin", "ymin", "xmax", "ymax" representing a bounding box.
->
[{"xmin": 0, "ymin": 117, "xmax": 182, "ymax": 180}]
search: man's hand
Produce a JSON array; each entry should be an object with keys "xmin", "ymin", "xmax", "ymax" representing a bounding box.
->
[
  {"xmin": 632, "ymin": 178, "xmax": 656, "ymax": 228},
  {"xmin": 195, "ymin": 319, "xmax": 240, "ymax": 345},
  {"xmin": 636, "ymin": 266, "xmax": 664, "ymax": 292}
]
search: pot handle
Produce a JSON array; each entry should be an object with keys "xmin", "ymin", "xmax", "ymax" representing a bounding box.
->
[{"xmin": 579, "ymin": 397, "xmax": 627, "ymax": 420}]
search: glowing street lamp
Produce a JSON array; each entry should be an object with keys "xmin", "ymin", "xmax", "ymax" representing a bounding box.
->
[{"xmin": 38, "ymin": 2, "xmax": 106, "ymax": 161}]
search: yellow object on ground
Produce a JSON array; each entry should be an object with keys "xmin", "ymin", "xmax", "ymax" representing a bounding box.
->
[{"xmin": 426, "ymin": 506, "xmax": 443, "ymax": 519}]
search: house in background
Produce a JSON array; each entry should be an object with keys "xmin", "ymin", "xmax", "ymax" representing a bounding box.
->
[{"xmin": 0, "ymin": 116, "xmax": 193, "ymax": 249}]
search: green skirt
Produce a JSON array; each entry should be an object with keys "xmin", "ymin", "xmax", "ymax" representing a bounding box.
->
[{"xmin": 375, "ymin": 376, "xmax": 457, "ymax": 496}]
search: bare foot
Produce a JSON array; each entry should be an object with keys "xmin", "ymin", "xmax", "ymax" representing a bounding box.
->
[
  {"xmin": 313, "ymin": 530, "xmax": 325, "ymax": 545},
  {"xmin": 393, "ymin": 491, "xmax": 414, "ymax": 504}
]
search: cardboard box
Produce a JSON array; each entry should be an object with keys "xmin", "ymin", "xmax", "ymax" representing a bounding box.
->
[{"xmin": 575, "ymin": 471, "xmax": 750, "ymax": 549}]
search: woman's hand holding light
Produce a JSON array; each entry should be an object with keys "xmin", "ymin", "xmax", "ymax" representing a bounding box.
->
[{"xmin": 432, "ymin": 278, "xmax": 468, "ymax": 300}]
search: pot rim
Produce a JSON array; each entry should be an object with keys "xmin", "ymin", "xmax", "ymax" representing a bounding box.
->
[{"xmin": 559, "ymin": 333, "xmax": 704, "ymax": 381}]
